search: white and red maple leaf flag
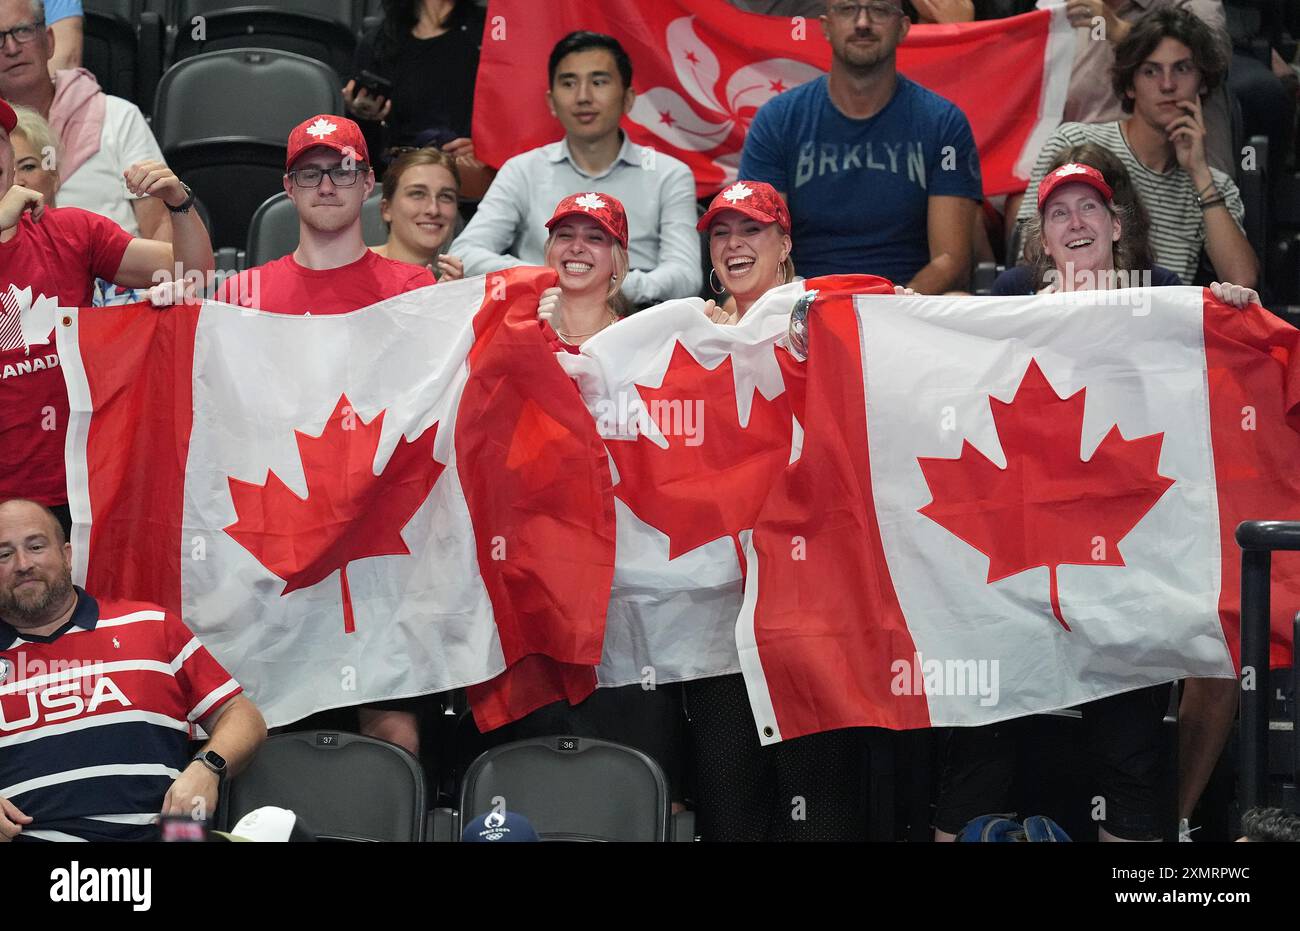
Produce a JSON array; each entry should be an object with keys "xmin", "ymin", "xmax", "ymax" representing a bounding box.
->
[
  {"xmin": 58, "ymin": 269, "xmax": 615, "ymax": 729},
  {"xmin": 475, "ymin": 0, "xmax": 1073, "ymax": 197},
  {"xmin": 739, "ymin": 285, "xmax": 1300, "ymax": 743},
  {"xmin": 548, "ymin": 283, "xmax": 806, "ymax": 689}
]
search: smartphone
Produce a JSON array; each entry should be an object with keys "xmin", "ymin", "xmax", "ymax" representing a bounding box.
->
[
  {"xmin": 160, "ymin": 814, "xmax": 209, "ymax": 842},
  {"xmin": 353, "ymin": 70, "xmax": 393, "ymax": 99}
]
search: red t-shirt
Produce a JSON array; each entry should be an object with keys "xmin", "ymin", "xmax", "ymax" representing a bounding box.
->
[
  {"xmin": 0, "ymin": 208, "xmax": 133, "ymax": 505},
  {"xmin": 213, "ymin": 250, "xmax": 435, "ymax": 314}
]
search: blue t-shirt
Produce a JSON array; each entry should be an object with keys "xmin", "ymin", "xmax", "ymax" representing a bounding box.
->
[
  {"xmin": 43, "ymin": 0, "xmax": 82, "ymax": 24},
  {"xmin": 739, "ymin": 74, "xmax": 982, "ymax": 283}
]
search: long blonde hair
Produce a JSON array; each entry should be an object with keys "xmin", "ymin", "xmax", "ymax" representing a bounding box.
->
[{"xmin": 544, "ymin": 230, "xmax": 631, "ymax": 317}]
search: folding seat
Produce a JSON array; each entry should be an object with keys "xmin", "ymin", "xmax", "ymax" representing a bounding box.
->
[
  {"xmin": 152, "ymin": 48, "xmax": 342, "ymax": 248},
  {"xmin": 431, "ymin": 736, "xmax": 695, "ymax": 841},
  {"xmin": 82, "ymin": 0, "xmax": 165, "ymax": 115},
  {"xmin": 217, "ymin": 730, "xmax": 427, "ymax": 841},
  {"xmin": 170, "ymin": 0, "xmax": 359, "ymax": 78}
]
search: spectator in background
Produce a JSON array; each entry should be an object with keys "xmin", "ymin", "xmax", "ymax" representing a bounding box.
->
[
  {"xmin": 452, "ymin": 31, "xmax": 701, "ymax": 307},
  {"xmin": 346, "ymin": 0, "xmax": 493, "ymax": 200},
  {"xmin": 371, "ymin": 147, "xmax": 464, "ymax": 281},
  {"xmin": 913, "ymin": 0, "xmax": 1238, "ymax": 178},
  {"xmin": 7, "ymin": 103, "xmax": 57, "ymax": 202},
  {"xmin": 740, "ymin": 1, "xmax": 982, "ymax": 291},
  {"xmin": 1013, "ymin": 7, "xmax": 1257, "ymax": 288},
  {"xmin": 1, "ymin": 95, "xmax": 214, "ymax": 540},
  {"xmin": 41, "ymin": 0, "xmax": 76, "ymax": 72},
  {"xmin": 0, "ymin": 0, "xmax": 170, "ymax": 241}
]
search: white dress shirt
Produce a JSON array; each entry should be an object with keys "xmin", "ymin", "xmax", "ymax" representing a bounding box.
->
[{"xmin": 452, "ymin": 133, "xmax": 702, "ymax": 305}]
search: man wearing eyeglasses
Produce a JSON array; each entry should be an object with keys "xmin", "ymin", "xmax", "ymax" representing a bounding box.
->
[
  {"xmin": 213, "ymin": 114, "xmax": 435, "ymax": 315},
  {"xmin": 738, "ymin": 0, "xmax": 983, "ymax": 293},
  {"xmin": 209, "ymin": 114, "xmax": 434, "ymax": 757},
  {"xmin": 0, "ymin": 1, "xmax": 169, "ymax": 245},
  {"xmin": 1013, "ymin": 6, "xmax": 1256, "ymax": 288}
]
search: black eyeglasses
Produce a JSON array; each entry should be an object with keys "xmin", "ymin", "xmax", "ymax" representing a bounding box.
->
[
  {"xmin": 827, "ymin": 2, "xmax": 903, "ymax": 23},
  {"xmin": 0, "ymin": 21, "xmax": 41, "ymax": 46},
  {"xmin": 288, "ymin": 166, "xmax": 367, "ymax": 188}
]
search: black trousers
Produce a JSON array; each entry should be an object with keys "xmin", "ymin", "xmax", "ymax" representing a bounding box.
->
[{"xmin": 685, "ymin": 673, "xmax": 866, "ymax": 841}]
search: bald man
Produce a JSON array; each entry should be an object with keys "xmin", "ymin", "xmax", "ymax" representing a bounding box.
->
[{"xmin": 0, "ymin": 498, "xmax": 265, "ymax": 842}]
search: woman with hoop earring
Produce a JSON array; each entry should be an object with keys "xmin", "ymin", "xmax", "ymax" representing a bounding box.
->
[
  {"xmin": 682, "ymin": 180, "xmax": 868, "ymax": 840},
  {"xmin": 697, "ymin": 181, "xmax": 796, "ymax": 326}
]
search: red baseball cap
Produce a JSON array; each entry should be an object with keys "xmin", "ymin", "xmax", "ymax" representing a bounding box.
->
[
  {"xmin": 1037, "ymin": 162, "xmax": 1114, "ymax": 212},
  {"xmin": 285, "ymin": 114, "xmax": 369, "ymax": 170},
  {"xmin": 545, "ymin": 192, "xmax": 629, "ymax": 249},
  {"xmin": 698, "ymin": 180, "xmax": 791, "ymax": 234},
  {"xmin": 0, "ymin": 97, "xmax": 16, "ymax": 135}
]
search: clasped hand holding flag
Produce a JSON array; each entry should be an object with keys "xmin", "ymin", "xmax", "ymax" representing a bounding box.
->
[{"xmin": 57, "ymin": 273, "xmax": 1300, "ymax": 738}]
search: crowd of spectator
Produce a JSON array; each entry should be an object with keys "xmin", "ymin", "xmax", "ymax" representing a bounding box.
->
[{"xmin": 1, "ymin": 0, "xmax": 1298, "ymax": 842}]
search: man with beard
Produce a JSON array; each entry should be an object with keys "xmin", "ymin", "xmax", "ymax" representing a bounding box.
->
[
  {"xmin": 739, "ymin": 0, "xmax": 982, "ymax": 291},
  {"xmin": 0, "ymin": 498, "xmax": 266, "ymax": 842}
]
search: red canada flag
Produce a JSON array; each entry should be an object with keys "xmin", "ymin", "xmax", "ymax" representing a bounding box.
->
[
  {"xmin": 475, "ymin": 0, "xmax": 1066, "ymax": 197},
  {"xmin": 225, "ymin": 394, "xmax": 445, "ymax": 634},
  {"xmin": 608, "ymin": 341, "xmax": 793, "ymax": 565},
  {"xmin": 916, "ymin": 359, "xmax": 1176, "ymax": 631}
]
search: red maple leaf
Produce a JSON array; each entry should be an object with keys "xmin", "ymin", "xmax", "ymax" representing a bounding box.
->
[
  {"xmin": 225, "ymin": 393, "xmax": 445, "ymax": 634},
  {"xmin": 916, "ymin": 359, "xmax": 1174, "ymax": 631},
  {"xmin": 608, "ymin": 341, "xmax": 792, "ymax": 562}
]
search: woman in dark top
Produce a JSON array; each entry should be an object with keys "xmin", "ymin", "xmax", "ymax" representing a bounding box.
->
[
  {"xmin": 939, "ymin": 145, "xmax": 1259, "ymax": 843},
  {"xmin": 345, "ymin": 0, "xmax": 493, "ymax": 199},
  {"xmin": 993, "ymin": 142, "xmax": 1184, "ymax": 295}
]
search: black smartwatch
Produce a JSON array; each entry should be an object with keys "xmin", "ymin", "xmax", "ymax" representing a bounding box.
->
[
  {"xmin": 166, "ymin": 182, "xmax": 196, "ymax": 214},
  {"xmin": 193, "ymin": 749, "xmax": 227, "ymax": 780}
]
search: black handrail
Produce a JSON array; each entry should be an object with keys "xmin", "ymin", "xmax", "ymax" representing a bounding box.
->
[{"xmin": 1234, "ymin": 520, "xmax": 1300, "ymax": 812}]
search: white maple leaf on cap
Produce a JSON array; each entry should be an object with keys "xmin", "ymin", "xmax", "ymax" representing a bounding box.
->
[
  {"xmin": 575, "ymin": 192, "xmax": 606, "ymax": 211},
  {"xmin": 1055, "ymin": 163, "xmax": 1089, "ymax": 178},
  {"xmin": 722, "ymin": 182, "xmax": 753, "ymax": 203},
  {"xmin": 305, "ymin": 118, "xmax": 337, "ymax": 139}
]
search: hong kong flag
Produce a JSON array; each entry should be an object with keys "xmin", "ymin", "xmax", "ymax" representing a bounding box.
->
[
  {"xmin": 475, "ymin": 0, "xmax": 1073, "ymax": 197},
  {"xmin": 738, "ymin": 286, "xmax": 1300, "ymax": 743},
  {"xmin": 57, "ymin": 269, "xmax": 615, "ymax": 730}
]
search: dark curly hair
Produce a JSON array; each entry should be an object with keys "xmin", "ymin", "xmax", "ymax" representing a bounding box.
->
[
  {"xmin": 1240, "ymin": 807, "xmax": 1300, "ymax": 842},
  {"xmin": 1112, "ymin": 6, "xmax": 1228, "ymax": 115},
  {"xmin": 1024, "ymin": 142, "xmax": 1157, "ymax": 290}
]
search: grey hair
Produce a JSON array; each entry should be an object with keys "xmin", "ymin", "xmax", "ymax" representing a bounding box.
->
[{"xmin": 30, "ymin": 1, "xmax": 45, "ymax": 25}]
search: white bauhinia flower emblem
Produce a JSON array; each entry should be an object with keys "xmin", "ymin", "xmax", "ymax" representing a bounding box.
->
[
  {"xmin": 627, "ymin": 16, "xmax": 824, "ymax": 185},
  {"xmin": 722, "ymin": 182, "xmax": 753, "ymax": 203},
  {"xmin": 305, "ymin": 118, "xmax": 337, "ymax": 139},
  {"xmin": 575, "ymin": 192, "xmax": 607, "ymax": 211}
]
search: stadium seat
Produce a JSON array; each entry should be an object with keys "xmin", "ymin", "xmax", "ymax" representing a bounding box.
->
[
  {"xmin": 434, "ymin": 736, "xmax": 693, "ymax": 841},
  {"xmin": 217, "ymin": 730, "xmax": 427, "ymax": 841},
  {"xmin": 171, "ymin": 1, "xmax": 359, "ymax": 78},
  {"xmin": 152, "ymin": 48, "xmax": 343, "ymax": 249},
  {"xmin": 82, "ymin": 0, "xmax": 165, "ymax": 115},
  {"xmin": 246, "ymin": 190, "xmax": 386, "ymax": 266}
]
